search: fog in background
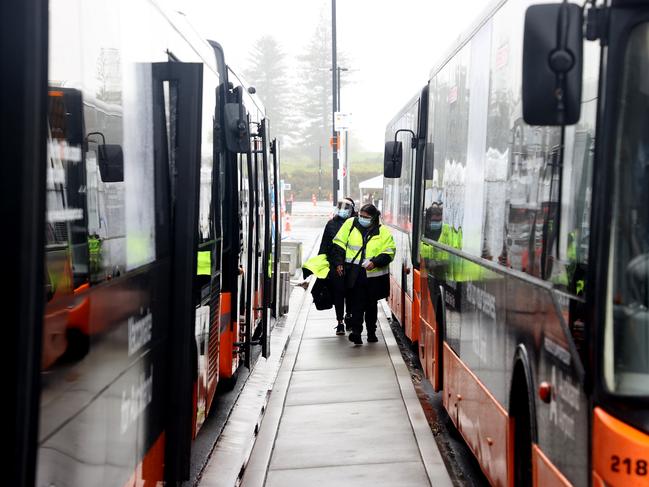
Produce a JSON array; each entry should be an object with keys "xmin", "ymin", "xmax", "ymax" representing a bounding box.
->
[{"xmin": 176, "ymin": 0, "xmax": 487, "ymax": 152}]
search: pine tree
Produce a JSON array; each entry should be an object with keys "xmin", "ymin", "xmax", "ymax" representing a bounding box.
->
[
  {"xmin": 294, "ymin": 11, "xmax": 334, "ymax": 161},
  {"xmin": 244, "ymin": 36, "xmax": 292, "ymax": 144}
]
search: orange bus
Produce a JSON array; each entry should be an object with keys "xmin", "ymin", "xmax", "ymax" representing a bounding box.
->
[
  {"xmin": 9, "ymin": 1, "xmax": 281, "ymax": 485},
  {"xmin": 383, "ymin": 1, "xmax": 649, "ymax": 485}
]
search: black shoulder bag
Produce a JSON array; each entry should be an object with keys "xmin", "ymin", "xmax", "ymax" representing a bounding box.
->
[{"xmin": 344, "ymin": 224, "xmax": 370, "ymax": 289}]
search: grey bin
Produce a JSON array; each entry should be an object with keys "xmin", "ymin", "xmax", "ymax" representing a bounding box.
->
[
  {"xmin": 281, "ymin": 240, "xmax": 303, "ymax": 276},
  {"xmin": 280, "ymin": 253, "xmax": 291, "ymax": 270},
  {"xmin": 278, "ymin": 271, "xmax": 290, "ymax": 315}
]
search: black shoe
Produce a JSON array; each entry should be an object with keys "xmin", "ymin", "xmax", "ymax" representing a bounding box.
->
[
  {"xmin": 335, "ymin": 323, "xmax": 345, "ymax": 335},
  {"xmin": 367, "ymin": 332, "xmax": 378, "ymax": 343},
  {"xmin": 348, "ymin": 333, "xmax": 363, "ymax": 345},
  {"xmin": 344, "ymin": 314, "xmax": 352, "ymax": 332}
]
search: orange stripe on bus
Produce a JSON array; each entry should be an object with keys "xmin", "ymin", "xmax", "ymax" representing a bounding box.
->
[
  {"xmin": 419, "ymin": 315, "xmax": 440, "ymax": 391},
  {"xmin": 443, "ymin": 343, "xmax": 510, "ymax": 486},
  {"xmin": 413, "ymin": 268, "xmax": 421, "ymax": 342},
  {"xmin": 404, "ymin": 293, "xmax": 413, "ymax": 340},
  {"xmin": 593, "ymin": 407, "xmax": 649, "ymax": 487},
  {"xmin": 220, "ymin": 292, "xmax": 232, "ymax": 313},
  {"xmin": 74, "ymin": 282, "xmax": 90, "ymax": 294},
  {"xmin": 67, "ymin": 282, "xmax": 90, "ymax": 335},
  {"xmin": 532, "ymin": 443, "xmax": 572, "ymax": 487},
  {"xmin": 122, "ymin": 432, "xmax": 165, "ymax": 487},
  {"xmin": 219, "ymin": 292, "xmax": 238, "ymax": 379}
]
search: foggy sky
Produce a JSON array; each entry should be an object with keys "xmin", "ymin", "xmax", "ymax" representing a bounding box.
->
[{"xmin": 176, "ymin": 0, "xmax": 488, "ymax": 152}]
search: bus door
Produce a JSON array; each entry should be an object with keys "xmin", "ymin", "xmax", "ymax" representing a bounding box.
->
[
  {"xmin": 411, "ymin": 87, "xmax": 429, "ymax": 345},
  {"xmin": 256, "ymin": 118, "xmax": 272, "ymax": 358},
  {"xmin": 233, "ymin": 86, "xmax": 255, "ymax": 370},
  {"xmin": 193, "ymin": 66, "xmax": 222, "ymax": 433},
  {"xmin": 270, "ymin": 137, "xmax": 281, "ymax": 319},
  {"xmin": 209, "ymin": 41, "xmax": 241, "ymax": 381},
  {"xmin": 151, "ymin": 61, "xmax": 204, "ymax": 482},
  {"xmin": 249, "ymin": 118, "xmax": 265, "ymax": 350},
  {"xmin": 34, "ymin": 60, "xmax": 203, "ymax": 487},
  {"xmin": 588, "ymin": 6, "xmax": 649, "ymax": 485}
]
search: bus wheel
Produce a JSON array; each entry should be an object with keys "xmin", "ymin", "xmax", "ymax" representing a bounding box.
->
[
  {"xmin": 59, "ymin": 328, "xmax": 89, "ymax": 363},
  {"xmin": 434, "ymin": 294, "xmax": 445, "ymax": 390},
  {"xmin": 217, "ymin": 368, "xmax": 239, "ymax": 393},
  {"xmin": 510, "ymin": 364, "xmax": 533, "ymax": 486}
]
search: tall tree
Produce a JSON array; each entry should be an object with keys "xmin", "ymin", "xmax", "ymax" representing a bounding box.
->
[
  {"xmin": 294, "ymin": 11, "xmax": 334, "ymax": 161},
  {"xmin": 244, "ymin": 36, "xmax": 292, "ymax": 143},
  {"xmin": 293, "ymin": 9, "xmax": 351, "ymax": 163}
]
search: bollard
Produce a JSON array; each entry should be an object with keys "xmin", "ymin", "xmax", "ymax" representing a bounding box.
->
[{"xmin": 283, "ymin": 213, "xmax": 291, "ymax": 234}]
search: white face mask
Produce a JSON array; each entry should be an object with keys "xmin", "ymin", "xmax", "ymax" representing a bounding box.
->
[{"xmin": 358, "ymin": 216, "xmax": 372, "ymax": 227}]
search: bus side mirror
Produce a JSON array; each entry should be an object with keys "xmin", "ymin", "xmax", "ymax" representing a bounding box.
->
[
  {"xmin": 97, "ymin": 144, "xmax": 124, "ymax": 182},
  {"xmin": 224, "ymin": 101, "xmax": 250, "ymax": 153},
  {"xmin": 522, "ymin": 2, "xmax": 583, "ymax": 126},
  {"xmin": 384, "ymin": 141, "xmax": 403, "ymax": 178}
]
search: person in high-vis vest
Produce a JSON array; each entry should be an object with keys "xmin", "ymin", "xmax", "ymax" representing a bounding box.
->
[
  {"xmin": 332, "ymin": 203, "xmax": 396, "ymax": 345},
  {"xmin": 321, "ymin": 198, "xmax": 356, "ymax": 334},
  {"xmin": 298, "ymin": 198, "xmax": 356, "ymax": 334}
]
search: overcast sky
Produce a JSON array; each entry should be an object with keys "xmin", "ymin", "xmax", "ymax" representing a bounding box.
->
[{"xmin": 175, "ymin": 0, "xmax": 487, "ymax": 152}]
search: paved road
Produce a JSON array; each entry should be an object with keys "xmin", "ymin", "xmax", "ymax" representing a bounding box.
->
[
  {"xmin": 282, "ymin": 201, "xmax": 333, "ymax": 277},
  {"xmin": 283, "ymin": 200, "xmax": 332, "ymax": 248}
]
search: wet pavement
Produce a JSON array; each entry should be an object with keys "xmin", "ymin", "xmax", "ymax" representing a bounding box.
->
[
  {"xmin": 238, "ymin": 296, "xmax": 452, "ymax": 487},
  {"xmin": 195, "ymin": 201, "xmax": 463, "ymax": 487}
]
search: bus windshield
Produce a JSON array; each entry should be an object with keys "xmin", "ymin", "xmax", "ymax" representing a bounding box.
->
[{"xmin": 605, "ymin": 23, "xmax": 649, "ymax": 396}]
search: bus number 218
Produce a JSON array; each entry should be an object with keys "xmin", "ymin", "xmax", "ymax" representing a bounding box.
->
[{"xmin": 611, "ymin": 455, "xmax": 648, "ymax": 476}]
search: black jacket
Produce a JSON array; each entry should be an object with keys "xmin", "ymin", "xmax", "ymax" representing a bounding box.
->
[{"xmin": 318, "ymin": 215, "xmax": 347, "ymax": 261}]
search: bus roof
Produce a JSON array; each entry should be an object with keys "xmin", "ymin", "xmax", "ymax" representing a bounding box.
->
[
  {"xmin": 428, "ymin": 0, "xmax": 506, "ymax": 81},
  {"xmin": 385, "ymin": 86, "xmax": 426, "ymax": 130}
]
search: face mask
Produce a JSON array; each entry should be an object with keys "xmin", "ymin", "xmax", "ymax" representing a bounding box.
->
[
  {"xmin": 430, "ymin": 221, "xmax": 442, "ymax": 231},
  {"xmin": 358, "ymin": 216, "xmax": 372, "ymax": 228},
  {"xmin": 338, "ymin": 208, "xmax": 351, "ymax": 219}
]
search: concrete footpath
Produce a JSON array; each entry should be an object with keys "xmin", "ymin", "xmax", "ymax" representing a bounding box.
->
[
  {"xmin": 198, "ymin": 200, "xmax": 452, "ymax": 486},
  {"xmin": 237, "ymin": 292, "xmax": 453, "ymax": 487}
]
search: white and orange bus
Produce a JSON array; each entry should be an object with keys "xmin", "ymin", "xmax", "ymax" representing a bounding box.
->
[
  {"xmin": 383, "ymin": 1, "xmax": 649, "ymax": 485},
  {"xmin": 8, "ymin": 0, "xmax": 281, "ymax": 485}
]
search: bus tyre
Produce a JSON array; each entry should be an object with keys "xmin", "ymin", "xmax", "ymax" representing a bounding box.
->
[
  {"xmin": 217, "ymin": 368, "xmax": 239, "ymax": 393},
  {"xmin": 510, "ymin": 364, "xmax": 533, "ymax": 486},
  {"xmin": 435, "ymin": 294, "xmax": 445, "ymax": 390},
  {"xmin": 60, "ymin": 328, "xmax": 90, "ymax": 363}
]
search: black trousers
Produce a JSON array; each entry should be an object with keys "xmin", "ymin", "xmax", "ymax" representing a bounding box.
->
[
  {"xmin": 346, "ymin": 274, "xmax": 378, "ymax": 335},
  {"xmin": 329, "ymin": 269, "xmax": 346, "ymax": 321}
]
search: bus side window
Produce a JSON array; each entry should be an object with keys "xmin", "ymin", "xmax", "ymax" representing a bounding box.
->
[{"xmin": 558, "ymin": 41, "xmax": 600, "ymax": 297}]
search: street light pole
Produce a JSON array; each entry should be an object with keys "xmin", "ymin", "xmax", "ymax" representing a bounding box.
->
[
  {"xmin": 331, "ymin": 0, "xmax": 338, "ymax": 206},
  {"xmin": 337, "ymin": 67, "xmax": 341, "ymax": 110},
  {"xmin": 336, "ymin": 66, "xmax": 348, "ymax": 198}
]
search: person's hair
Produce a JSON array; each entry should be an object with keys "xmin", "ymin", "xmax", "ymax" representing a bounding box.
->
[
  {"xmin": 359, "ymin": 203, "xmax": 380, "ymax": 224},
  {"xmin": 343, "ymin": 197, "xmax": 355, "ymax": 208}
]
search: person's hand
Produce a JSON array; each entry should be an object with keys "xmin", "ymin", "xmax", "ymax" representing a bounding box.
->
[
  {"xmin": 365, "ymin": 261, "xmax": 375, "ymax": 271},
  {"xmin": 336, "ymin": 265, "xmax": 344, "ymax": 276}
]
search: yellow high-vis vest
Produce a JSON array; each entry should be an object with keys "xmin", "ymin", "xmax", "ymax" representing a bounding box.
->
[
  {"xmin": 197, "ymin": 250, "xmax": 211, "ymax": 276},
  {"xmin": 332, "ymin": 219, "xmax": 396, "ymax": 277},
  {"xmin": 302, "ymin": 253, "xmax": 331, "ymax": 279}
]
